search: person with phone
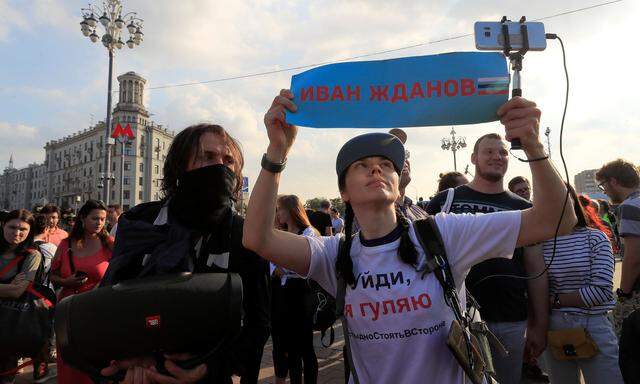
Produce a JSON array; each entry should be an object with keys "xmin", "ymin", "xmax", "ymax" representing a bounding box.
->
[
  {"xmin": 243, "ymin": 89, "xmax": 576, "ymax": 383},
  {"xmin": 50, "ymin": 199, "xmax": 114, "ymax": 384}
]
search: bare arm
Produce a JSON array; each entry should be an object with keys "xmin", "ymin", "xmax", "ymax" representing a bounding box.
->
[
  {"xmin": 49, "ymin": 245, "xmax": 85, "ymax": 288},
  {"xmin": 243, "ymin": 90, "xmax": 312, "ymax": 276},
  {"xmin": 0, "ymin": 276, "xmax": 29, "ymax": 299},
  {"xmin": 524, "ymin": 244, "xmax": 549, "ymax": 326},
  {"xmin": 523, "ymin": 245, "xmax": 549, "ymax": 360},
  {"xmin": 552, "ymin": 292, "xmax": 587, "ymax": 308},
  {"xmin": 620, "ymin": 236, "xmax": 640, "ymax": 292},
  {"xmin": 496, "ymin": 97, "xmax": 577, "ymax": 247}
]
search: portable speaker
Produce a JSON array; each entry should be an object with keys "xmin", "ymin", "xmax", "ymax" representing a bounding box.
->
[{"xmin": 55, "ymin": 272, "xmax": 243, "ymax": 377}]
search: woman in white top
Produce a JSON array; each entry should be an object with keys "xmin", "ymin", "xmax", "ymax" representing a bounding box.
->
[
  {"xmin": 271, "ymin": 194, "xmax": 319, "ymax": 384},
  {"xmin": 542, "ymin": 186, "xmax": 623, "ymax": 383},
  {"xmin": 243, "ymin": 89, "xmax": 577, "ymax": 383}
]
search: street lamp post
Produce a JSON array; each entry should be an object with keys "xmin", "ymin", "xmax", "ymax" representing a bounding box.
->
[
  {"xmin": 80, "ymin": 0, "xmax": 143, "ymax": 205},
  {"xmin": 544, "ymin": 127, "xmax": 551, "ymax": 158},
  {"xmin": 440, "ymin": 128, "xmax": 467, "ymax": 171}
]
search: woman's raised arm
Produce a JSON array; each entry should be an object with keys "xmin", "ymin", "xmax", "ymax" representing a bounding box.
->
[{"xmin": 242, "ymin": 89, "xmax": 312, "ymax": 276}]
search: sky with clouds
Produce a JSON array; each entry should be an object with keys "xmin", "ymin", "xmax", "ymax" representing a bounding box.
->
[{"xmin": 1, "ymin": 0, "xmax": 637, "ymax": 202}]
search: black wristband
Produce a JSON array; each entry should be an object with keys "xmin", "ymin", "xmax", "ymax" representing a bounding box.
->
[
  {"xmin": 261, "ymin": 153, "xmax": 287, "ymax": 173},
  {"xmin": 509, "ymin": 148, "xmax": 550, "ymax": 163},
  {"xmin": 617, "ymin": 288, "xmax": 633, "ymax": 299},
  {"xmin": 517, "ymin": 154, "xmax": 549, "ymax": 163}
]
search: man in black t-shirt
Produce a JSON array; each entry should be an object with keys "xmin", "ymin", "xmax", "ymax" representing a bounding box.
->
[
  {"xmin": 426, "ymin": 133, "xmax": 548, "ymax": 384},
  {"xmin": 307, "ymin": 200, "xmax": 333, "ymax": 235}
]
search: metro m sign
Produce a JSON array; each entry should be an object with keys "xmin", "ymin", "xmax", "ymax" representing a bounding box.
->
[{"xmin": 111, "ymin": 123, "xmax": 134, "ymax": 140}]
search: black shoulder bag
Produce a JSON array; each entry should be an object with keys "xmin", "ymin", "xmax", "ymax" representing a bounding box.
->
[{"xmin": 0, "ymin": 250, "xmax": 56, "ymax": 358}]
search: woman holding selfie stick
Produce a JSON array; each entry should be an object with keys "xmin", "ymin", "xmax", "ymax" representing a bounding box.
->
[
  {"xmin": 243, "ymin": 89, "xmax": 577, "ymax": 383},
  {"xmin": 50, "ymin": 199, "xmax": 114, "ymax": 384}
]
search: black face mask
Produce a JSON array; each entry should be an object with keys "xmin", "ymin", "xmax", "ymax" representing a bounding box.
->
[{"xmin": 169, "ymin": 164, "xmax": 237, "ymax": 231}]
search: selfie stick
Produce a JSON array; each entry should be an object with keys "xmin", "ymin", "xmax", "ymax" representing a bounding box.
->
[{"xmin": 500, "ymin": 16, "xmax": 529, "ymax": 150}]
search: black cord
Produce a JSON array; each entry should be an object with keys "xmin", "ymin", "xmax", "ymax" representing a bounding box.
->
[
  {"xmin": 509, "ymin": 150, "xmax": 550, "ymax": 163},
  {"xmin": 471, "ymin": 33, "xmax": 571, "ymax": 287}
]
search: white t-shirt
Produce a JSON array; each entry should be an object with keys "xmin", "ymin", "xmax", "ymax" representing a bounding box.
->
[
  {"xmin": 332, "ymin": 217, "xmax": 345, "ymax": 233},
  {"xmin": 306, "ymin": 211, "xmax": 521, "ymax": 384},
  {"xmin": 110, "ymin": 222, "xmax": 118, "ymax": 238}
]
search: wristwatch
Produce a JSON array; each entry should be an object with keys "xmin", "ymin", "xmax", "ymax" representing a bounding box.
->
[
  {"xmin": 617, "ymin": 288, "xmax": 633, "ymax": 301},
  {"xmin": 261, "ymin": 153, "xmax": 287, "ymax": 173}
]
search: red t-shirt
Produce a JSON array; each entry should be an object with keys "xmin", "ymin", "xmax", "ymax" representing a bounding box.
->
[
  {"xmin": 44, "ymin": 227, "xmax": 69, "ymax": 247},
  {"xmin": 51, "ymin": 237, "xmax": 113, "ymax": 299},
  {"xmin": 51, "ymin": 237, "xmax": 113, "ymax": 384}
]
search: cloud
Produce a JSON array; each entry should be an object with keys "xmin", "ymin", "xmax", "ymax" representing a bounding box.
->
[
  {"xmin": 0, "ymin": 0, "xmax": 637, "ymax": 201},
  {"xmin": 0, "ymin": 121, "xmax": 37, "ymax": 138},
  {"xmin": 3, "ymin": 86, "xmax": 66, "ymax": 101},
  {"xmin": 0, "ymin": 1, "xmax": 29, "ymax": 41},
  {"xmin": 0, "ymin": 122, "xmax": 44, "ymax": 168}
]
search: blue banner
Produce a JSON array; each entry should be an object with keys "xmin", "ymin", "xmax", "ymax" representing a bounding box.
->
[{"xmin": 287, "ymin": 52, "xmax": 509, "ymax": 128}]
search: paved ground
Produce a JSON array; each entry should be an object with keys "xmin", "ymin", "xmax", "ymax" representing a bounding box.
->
[
  {"xmin": 16, "ymin": 260, "xmax": 623, "ymax": 383},
  {"xmin": 254, "ymin": 323, "xmax": 346, "ymax": 384}
]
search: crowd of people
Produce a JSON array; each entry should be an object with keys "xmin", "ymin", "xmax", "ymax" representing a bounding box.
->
[{"xmin": 1, "ymin": 91, "xmax": 639, "ymax": 384}]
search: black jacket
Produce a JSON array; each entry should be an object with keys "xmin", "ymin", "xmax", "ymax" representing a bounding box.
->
[{"xmin": 102, "ymin": 201, "xmax": 270, "ymax": 383}]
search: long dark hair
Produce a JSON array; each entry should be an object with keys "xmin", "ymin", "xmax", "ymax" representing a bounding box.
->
[
  {"xmin": 162, "ymin": 124, "xmax": 244, "ymax": 199},
  {"xmin": 0, "ymin": 209, "xmax": 36, "ymax": 255},
  {"xmin": 336, "ymin": 171, "xmax": 418, "ymax": 286},
  {"xmin": 68, "ymin": 200, "xmax": 111, "ymax": 250},
  {"xmin": 277, "ymin": 195, "xmax": 316, "ymax": 234}
]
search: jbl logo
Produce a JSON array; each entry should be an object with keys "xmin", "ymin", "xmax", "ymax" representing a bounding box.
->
[{"xmin": 145, "ymin": 315, "xmax": 161, "ymax": 328}]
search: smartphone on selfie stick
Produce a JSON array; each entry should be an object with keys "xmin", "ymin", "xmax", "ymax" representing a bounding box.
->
[{"xmin": 474, "ymin": 17, "xmax": 547, "ymax": 150}]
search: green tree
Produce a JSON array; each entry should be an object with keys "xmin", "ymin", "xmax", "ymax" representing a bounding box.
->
[
  {"xmin": 304, "ymin": 197, "xmax": 346, "ymax": 216},
  {"xmin": 304, "ymin": 197, "xmax": 327, "ymax": 211}
]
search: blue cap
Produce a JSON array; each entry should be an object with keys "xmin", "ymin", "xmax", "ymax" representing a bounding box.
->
[{"xmin": 336, "ymin": 133, "xmax": 405, "ymax": 177}]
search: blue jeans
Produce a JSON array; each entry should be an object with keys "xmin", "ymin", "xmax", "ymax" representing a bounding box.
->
[
  {"xmin": 485, "ymin": 320, "xmax": 527, "ymax": 384},
  {"xmin": 544, "ymin": 311, "xmax": 623, "ymax": 384}
]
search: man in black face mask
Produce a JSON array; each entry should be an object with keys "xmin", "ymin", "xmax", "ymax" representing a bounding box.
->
[{"xmin": 100, "ymin": 124, "xmax": 270, "ymax": 384}]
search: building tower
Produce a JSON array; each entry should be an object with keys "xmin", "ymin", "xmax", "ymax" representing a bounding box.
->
[
  {"xmin": 110, "ymin": 72, "xmax": 173, "ymax": 209},
  {"xmin": 114, "ymin": 71, "xmax": 150, "ymax": 122}
]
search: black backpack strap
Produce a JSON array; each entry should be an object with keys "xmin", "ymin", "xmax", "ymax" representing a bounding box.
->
[
  {"xmin": 413, "ymin": 217, "xmax": 478, "ymax": 372},
  {"xmin": 412, "ymin": 217, "xmax": 466, "ymax": 322},
  {"xmin": 335, "ymin": 236, "xmax": 360, "ymax": 384}
]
